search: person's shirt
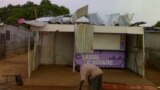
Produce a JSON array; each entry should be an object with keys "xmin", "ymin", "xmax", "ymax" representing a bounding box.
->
[{"xmin": 80, "ymin": 64, "xmax": 103, "ymax": 81}]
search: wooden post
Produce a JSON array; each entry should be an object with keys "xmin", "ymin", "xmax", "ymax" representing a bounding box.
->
[
  {"xmin": 142, "ymin": 34, "xmax": 145, "ymax": 78},
  {"xmin": 28, "ymin": 30, "xmax": 31, "ymax": 77}
]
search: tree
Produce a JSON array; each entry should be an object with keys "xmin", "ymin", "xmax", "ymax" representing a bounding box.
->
[
  {"xmin": 0, "ymin": 0, "xmax": 70, "ymax": 25},
  {"xmin": 38, "ymin": 0, "xmax": 53, "ymax": 16},
  {"xmin": 154, "ymin": 21, "xmax": 160, "ymax": 27},
  {"xmin": 5, "ymin": 16, "xmax": 18, "ymax": 25}
]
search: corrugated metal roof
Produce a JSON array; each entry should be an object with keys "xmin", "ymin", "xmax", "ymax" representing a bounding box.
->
[
  {"xmin": 76, "ymin": 16, "xmax": 89, "ymax": 23},
  {"xmin": 87, "ymin": 13, "xmax": 105, "ymax": 25},
  {"xmin": 36, "ymin": 17, "xmax": 54, "ymax": 22},
  {"xmin": 25, "ymin": 20, "xmax": 47, "ymax": 27}
]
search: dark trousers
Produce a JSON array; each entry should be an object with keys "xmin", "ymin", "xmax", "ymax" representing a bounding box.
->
[{"xmin": 88, "ymin": 74, "xmax": 102, "ymax": 90}]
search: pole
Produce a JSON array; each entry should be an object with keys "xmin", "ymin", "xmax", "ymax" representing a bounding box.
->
[{"xmin": 28, "ymin": 30, "xmax": 31, "ymax": 77}]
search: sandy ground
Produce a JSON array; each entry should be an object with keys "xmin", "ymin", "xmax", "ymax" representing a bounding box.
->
[
  {"xmin": 146, "ymin": 66, "xmax": 160, "ymax": 86},
  {"xmin": 0, "ymin": 53, "xmax": 159, "ymax": 90},
  {"xmin": 0, "ymin": 53, "xmax": 28, "ymax": 90},
  {"xmin": 25, "ymin": 65, "xmax": 154, "ymax": 86}
]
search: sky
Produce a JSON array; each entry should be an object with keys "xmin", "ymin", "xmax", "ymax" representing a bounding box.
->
[{"xmin": 0, "ymin": 0, "xmax": 160, "ymax": 26}]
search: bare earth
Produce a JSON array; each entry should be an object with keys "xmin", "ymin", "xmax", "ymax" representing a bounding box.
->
[{"xmin": 0, "ymin": 53, "xmax": 159, "ymax": 90}]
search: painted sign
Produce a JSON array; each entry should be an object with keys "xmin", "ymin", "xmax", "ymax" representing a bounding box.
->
[{"xmin": 75, "ymin": 51, "xmax": 125, "ymax": 68}]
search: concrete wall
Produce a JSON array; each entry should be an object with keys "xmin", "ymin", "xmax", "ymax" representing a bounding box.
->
[
  {"xmin": 145, "ymin": 32, "xmax": 160, "ymax": 69},
  {"xmin": 3, "ymin": 25, "xmax": 30, "ymax": 56},
  {"xmin": 0, "ymin": 25, "xmax": 31, "ymax": 57}
]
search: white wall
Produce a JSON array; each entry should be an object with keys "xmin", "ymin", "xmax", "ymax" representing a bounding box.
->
[{"xmin": 94, "ymin": 34, "xmax": 121, "ymax": 50}]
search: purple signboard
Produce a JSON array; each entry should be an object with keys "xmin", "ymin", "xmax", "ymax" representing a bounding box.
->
[{"xmin": 75, "ymin": 51, "xmax": 125, "ymax": 68}]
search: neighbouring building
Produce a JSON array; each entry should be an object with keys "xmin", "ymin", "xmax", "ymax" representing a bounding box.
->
[
  {"xmin": 145, "ymin": 27, "xmax": 160, "ymax": 69},
  {"xmin": 0, "ymin": 24, "xmax": 32, "ymax": 58}
]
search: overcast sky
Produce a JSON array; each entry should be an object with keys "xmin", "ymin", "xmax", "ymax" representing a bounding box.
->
[{"xmin": 0, "ymin": 0, "xmax": 160, "ymax": 26}]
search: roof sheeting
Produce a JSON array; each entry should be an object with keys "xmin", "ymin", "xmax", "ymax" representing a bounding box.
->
[
  {"xmin": 49, "ymin": 16, "xmax": 63, "ymax": 24},
  {"xmin": 25, "ymin": 20, "xmax": 47, "ymax": 27},
  {"xmin": 36, "ymin": 17, "xmax": 54, "ymax": 22},
  {"xmin": 76, "ymin": 16, "xmax": 89, "ymax": 23},
  {"xmin": 71, "ymin": 5, "xmax": 88, "ymax": 23},
  {"xmin": 87, "ymin": 13, "xmax": 105, "ymax": 25},
  {"xmin": 105, "ymin": 13, "xmax": 120, "ymax": 26},
  {"xmin": 118, "ymin": 15, "xmax": 130, "ymax": 26}
]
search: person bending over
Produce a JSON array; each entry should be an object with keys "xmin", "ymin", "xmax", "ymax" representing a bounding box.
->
[{"xmin": 75, "ymin": 63, "xmax": 103, "ymax": 90}]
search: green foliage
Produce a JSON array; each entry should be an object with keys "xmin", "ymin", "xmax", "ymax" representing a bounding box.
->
[
  {"xmin": 154, "ymin": 21, "xmax": 160, "ymax": 27},
  {"xmin": 0, "ymin": 0, "xmax": 70, "ymax": 25},
  {"xmin": 37, "ymin": 0, "xmax": 69, "ymax": 17},
  {"xmin": 5, "ymin": 16, "xmax": 18, "ymax": 25}
]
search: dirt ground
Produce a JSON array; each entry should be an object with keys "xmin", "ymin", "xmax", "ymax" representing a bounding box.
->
[
  {"xmin": 0, "ymin": 53, "xmax": 28, "ymax": 90},
  {"xmin": 0, "ymin": 53, "xmax": 159, "ymax": 90},
  {"xmin": 146, "ymin": 66, "xmax": 160, "ymax": 86},
  {"xmin": 25, "ymin": 65, "xmax": 154, "ymax": 86}
]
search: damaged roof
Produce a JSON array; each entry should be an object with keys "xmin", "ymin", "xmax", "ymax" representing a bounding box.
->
[{"xmin": 24, "ymin": 5, "xmax": 136, "ymax": 27}]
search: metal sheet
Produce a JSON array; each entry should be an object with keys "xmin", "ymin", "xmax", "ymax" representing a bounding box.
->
[
  {"xmin": 40, "ymin": 32, "xmax": 55, "ymax": 65},
  {"xmin": 71, "ymin": 5, "xmax": 88, "ymax": 23},
  {"xmin": 126, "ymin": 35, "xmax": 145, "ymax": 77},
  {"xmin": 55, "ymin": 32, "xmax": 74, "ymax": 65},
  {"xmin": 75, "ymin": 24, "xmax": 93, "ymax": 53},
  {"xmin": 87, "ymin": 13, "xmax": 105, "ymax": 25},
  {"xmin": 25, "ymin": 20, "xmax": 47, "ymax": 27}
]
